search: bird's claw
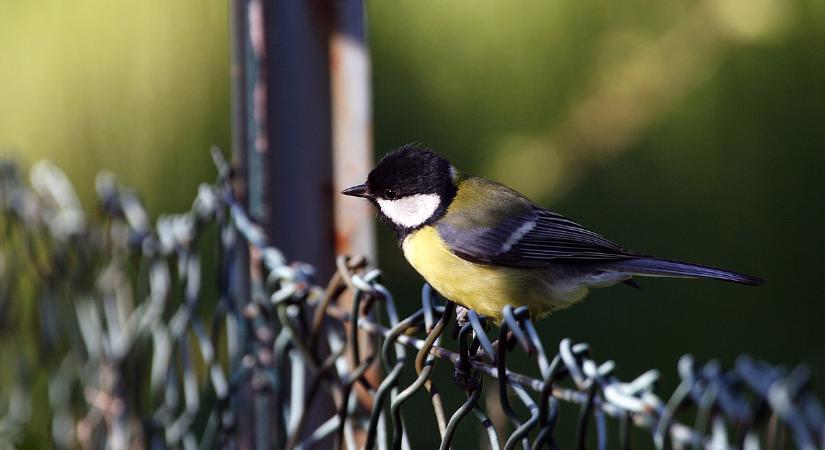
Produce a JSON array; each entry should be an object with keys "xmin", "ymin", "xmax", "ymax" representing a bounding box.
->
[{"xmin": 455, "ymin": 305, "xmax": 470, "ymax": 328}]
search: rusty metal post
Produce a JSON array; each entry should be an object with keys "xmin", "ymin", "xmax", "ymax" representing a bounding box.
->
[
  {"xmin": 232, "ymin": 0, "xmax": 336, "ymax": 448},
  {"xmin": 231, "ymin": 0, "xmax": 374, "ymax": 448},
  {"xmin": 233, "ymin": 0, "xmax": 374, "ymax": 307}
]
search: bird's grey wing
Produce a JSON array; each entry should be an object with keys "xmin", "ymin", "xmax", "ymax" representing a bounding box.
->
[
  {"xmin": 437, "ymin": 177, "xmax": 762, "ymax": 285},
  {"xmin": 437, "ymin": 178, "xmax": 640, "ymax": 268}
]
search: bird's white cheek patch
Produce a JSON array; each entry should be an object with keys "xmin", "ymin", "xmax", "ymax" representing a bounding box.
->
[{"xmin": 377, "ymin": 194, "xmax": 441, "ymax": 228}]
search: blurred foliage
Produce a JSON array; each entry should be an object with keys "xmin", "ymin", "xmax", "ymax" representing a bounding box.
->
[
  {"xmin": 1, "ymin": 0, "xmax": 824, "ymax": 448},
  {"xmin": 0, "ymin": 0, "xmax": 230, "ymax": 215}
]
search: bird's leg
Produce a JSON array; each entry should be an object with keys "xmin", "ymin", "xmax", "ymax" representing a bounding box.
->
[{"xmin": 455, "ymin": 305, "xmax": 470, "ymax": 330}]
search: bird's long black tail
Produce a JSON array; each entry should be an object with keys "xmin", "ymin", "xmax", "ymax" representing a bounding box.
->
[{"xmin": 611, "ymin": 257, "xmax": 763, "ymax": 286}]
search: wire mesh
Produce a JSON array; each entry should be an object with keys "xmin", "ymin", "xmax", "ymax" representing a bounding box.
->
[{"xmin": 0, "ymin": 152, "xmax": 823, "ymax": 450}]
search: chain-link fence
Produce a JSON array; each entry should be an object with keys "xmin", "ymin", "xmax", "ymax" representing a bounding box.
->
[{"xmin": 1, "ymin": 152, "xmax": 823, "ymax": 450}]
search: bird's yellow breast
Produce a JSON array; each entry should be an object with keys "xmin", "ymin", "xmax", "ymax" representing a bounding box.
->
[{"xmin": 401, "ymin": 226, "xmax": 587, "ymax": 323}]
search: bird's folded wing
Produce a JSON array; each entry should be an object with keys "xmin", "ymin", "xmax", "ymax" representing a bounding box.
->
[{"xmin": 437, "ymin": 177, "xmax": 640, "ymax": 268}]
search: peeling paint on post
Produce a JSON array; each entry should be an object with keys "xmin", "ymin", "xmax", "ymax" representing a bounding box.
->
[{"xmin": 331, "ymin": 0, "xmax": 376, "ymax": 261}]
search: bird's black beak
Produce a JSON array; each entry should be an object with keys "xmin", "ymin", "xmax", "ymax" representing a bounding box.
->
[{"xmin": 342, "ymin": 183, "xmax": 370, "ymax": 198}]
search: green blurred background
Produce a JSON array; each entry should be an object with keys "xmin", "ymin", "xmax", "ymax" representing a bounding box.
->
[{"xmin": 2, "ymin": 0, "xmax": 824, "ymax": 448}]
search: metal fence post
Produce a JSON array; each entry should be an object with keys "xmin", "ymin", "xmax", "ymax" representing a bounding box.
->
[{"xmin": 231, "ymin": 0, "xmax": 374, "ymax": 448}]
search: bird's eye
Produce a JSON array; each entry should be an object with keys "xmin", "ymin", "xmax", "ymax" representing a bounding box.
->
[{"xmin": 384, "ymin": 189, "xmax": 399, "ymax": 200}]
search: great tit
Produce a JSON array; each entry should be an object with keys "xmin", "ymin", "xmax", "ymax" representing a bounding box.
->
[{"xmin": 342, "ymin": 145, "xmax": 762, "ymax": 323}]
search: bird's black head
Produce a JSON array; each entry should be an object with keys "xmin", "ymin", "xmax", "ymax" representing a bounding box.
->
[
  {"xmin": 342, "ymin": 144, "xmax": 458, "ymax": 236},
  {"xmin": 366, "ymin": 145, "xmax": 456, "ymax": 201}
]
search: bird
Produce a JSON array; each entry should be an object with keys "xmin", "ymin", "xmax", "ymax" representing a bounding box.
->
[{"xmin": 342, "ymin": 144, "xmax": 762, "ymax": 324}]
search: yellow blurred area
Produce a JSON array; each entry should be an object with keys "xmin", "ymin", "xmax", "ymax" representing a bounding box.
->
[{"xmin": 0, "ymin": 0, "xmax": 230, "ymax": 213}]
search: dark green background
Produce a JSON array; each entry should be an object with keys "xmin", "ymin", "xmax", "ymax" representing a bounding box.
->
[{"xmin": 1, "ymin": 0, "xmax": 823, "ymax": 448}]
